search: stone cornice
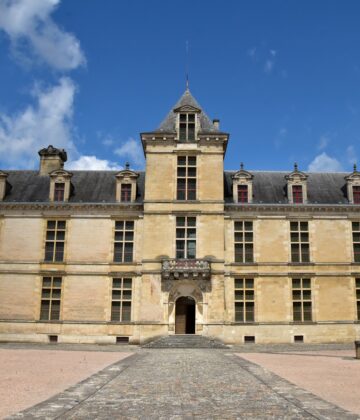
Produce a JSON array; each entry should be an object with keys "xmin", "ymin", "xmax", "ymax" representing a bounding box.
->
[
  {"xmin": 0, "ymin": 202, "xmax": 143, "ymax": 213},
  {"xmin": 225, "ymin": 203, "xmax": 360, "ymax": 215}
]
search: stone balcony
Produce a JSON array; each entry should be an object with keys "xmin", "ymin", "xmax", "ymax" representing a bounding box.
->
[{"xmin": 162, "ymin": 259, "xmax": 211, "ymax": 280}]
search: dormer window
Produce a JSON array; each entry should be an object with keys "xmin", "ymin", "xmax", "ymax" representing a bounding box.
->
[
  {"xmin": 0, "ymin": 171, "xmax": 9, "ymax": 201},
  {"xmin": 179, "ymin": 113, "xmax": 195, "ymax": 141},
  {"xmin": 285, "ymin": 164, "xmax": 308, "ymax": 204},
  {"xmin": 237, "ymin": 185, "xmax": 248, "ymax": 203},
  {"xmin": 345, "ymin": 165, "xmax": 360, "ymax": 204},
  {"xmin": 232, "ymin": 164, "xmax": 253, "ymax": 204},
  {"xmin": 292, "ymin": 185, "xmax": 303, "ymax": 204},
  {"xmin": 49, "ymin": 170, "xmax": 73, "ymax": 202},
  {"xmin": 354, "ymin": 186, "xmax": 360, "ymax": 204},
  {"xmin": 121, "ymin": 184, "xmax": 132, "ymax": 202},
  {"xmin": 54, "ymin": 182, "xmax": 65, "ymax": 202},
  {"xmin": 115, "ymin": 163, "xmax": 139, "ymax": 203}
]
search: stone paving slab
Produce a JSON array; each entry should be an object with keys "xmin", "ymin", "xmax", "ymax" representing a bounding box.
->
[{"xmin": 8, "ymin": 349, "xmax": 359, "ymax": 420}]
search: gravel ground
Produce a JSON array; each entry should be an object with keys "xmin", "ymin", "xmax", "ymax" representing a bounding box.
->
[
  {"xmin": 238, "ymin": 350, "xmax": 360, "ymax": 415},
  {"xmin": 0, "ymin": 349, "xmax": 132, "ymax": 419}
]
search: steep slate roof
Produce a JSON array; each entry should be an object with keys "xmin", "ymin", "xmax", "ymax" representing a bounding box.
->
[
  {"xmin": 224, "ymin": 171, "xmax": 349, "ymax": 204},
  {"xmin": 3, "ymin": 171, "xmax": 145, "ymax": 203},
  {"xmin": 0, "ymin": 169, "xmax": 351, "ymax": 205},
  {"xmin": 156, "ymin": 89, "xmax": 219, "ymax": 133}
]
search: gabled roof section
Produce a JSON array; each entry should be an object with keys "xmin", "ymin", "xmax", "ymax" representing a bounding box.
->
[{"xmin": 156, "ymin": 88, "xmax": 219, "ymax": 133}]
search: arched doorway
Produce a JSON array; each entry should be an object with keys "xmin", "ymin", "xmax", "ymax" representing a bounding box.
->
[{"xmin": 175, "ymin": 296, "xmax": 195, "ymax": 334}]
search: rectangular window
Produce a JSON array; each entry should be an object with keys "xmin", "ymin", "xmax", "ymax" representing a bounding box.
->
[
  {"xmin": 111, "ymin": 278, "xmax": 132, "ymax": 321},
  {"xmin": 114, "ymin": 221, "xmax": 134, "ymax": 263},
  {"xmin": 234, "ymin": 221, "xmax": 253, "ymax": 263},
  {"xmin": 176, "ymin": 216, "xmax": 196, "ymax": 259},
  {"xmin": 292, "ymin": 278, "xmax": 312, "ymax": 322},
  {"xmin": 54, "ymin": 183, "xmax": 65, "ymax": 201},
  {"xmin": 237, "ymin": 185, "xmax": 248, "ymax": 203},
  {"xmin": 44, "ymin": 220, "xmax": 66, "ymax": 262},
  {"xmin": 40, "ymin": 277, "xmax": 62, "ymax": 320},
  {"xmin": 353, "ymin": 186, "xmax": 360, "ymax": 204},
  {"xmin": 121, "ymin": 184, "xmax": 132, "ymax": 202},
  {"xmin": 290, "ymin": 221, "xmax": 310, "ymax": 263},
  {"xmin": 292, "ymin": 185, "xmax": 303, "ymax": 204},
  {"xmin": 234, "ymin": 278, "xmax": 255, "ymax": 322},
  {"xmin": 353, "ymin": 222, "xmax": 360, "ymax": 263},
  {"xmin": 356, "ymin": 278, "xmax": 360, "ymax": 321},
  {"xmin": 177, "ymin": 156, "xmax": 196, "ymax": 200},
  {"xmin": 179, "ymin": 113, "xmax": 195, "ymax": 141}
]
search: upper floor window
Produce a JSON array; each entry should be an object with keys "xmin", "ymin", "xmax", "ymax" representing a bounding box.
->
[
  {"xmin": 290, "ymin": 221, "xmax": 310, "ymax": 263},
  {"xmin": 121, "ymin": 184, "xmax": 132, "ymax": 202},
  {"xmin": 54, "ymin": 182, "xmax": 65, "ymax": 202},
  {"xmin": 292, "ymin": 185, "xmax": 303, "ymax": 204},
  {"xmin": 356, "ymin": 278, "xmax": 360, "ymax": 321},
  {"xmin": 353, "ymin": 222, "xmax": 360, "ymax": 263},
  {"xmin": 44, "ymin": 220, "xmax": 66, "ymax": 262},
  {"xmin": 354, "ymin": 186, "xmax": 360, "ymax": 204},
  {"xmin": 177, "ymin": 156, "xmax": 196, "ymax": 200},
  {"xmin": 234, "ymin": 221, "xmax": 253, "ymax": 263},
  {"xmin": 176, "ymin": 216, "xmax": 196, "ymax": 259},
  {"xmin": 179, "ymin": 113, "xmax": 195, "ymax": 141},
  {"xmin": 114, "ymin": 221, "xmax": 134, "ymax": 263},
  {"xmin": 237, "ymin": 185, "xmax": 248, "ymax": 203}
]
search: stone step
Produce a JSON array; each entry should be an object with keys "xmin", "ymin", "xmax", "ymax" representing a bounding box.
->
[{"xmin": 143, "ymin": 334, "xmax": 229, "ymax": 349}]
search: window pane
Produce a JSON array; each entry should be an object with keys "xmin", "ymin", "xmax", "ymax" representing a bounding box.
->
[
  {"xmin": 178, "ymin": 156, "xmax": 186, "ymax": 165},
  {"xmin": 245, "ymin": 279, "xmax": 254, "ymax": 289},
  {"xmin": 123, "ymin": 290, "xmax": 132, "ymax": 299},
  {"xmin": 50, "ymin": 301, "xmax": 60, "ymax": 320},
  {"xmin": 245, "ymin": 290, "xmax": 254, "ymax": 300},
  {"xmin": 291, "ymin": 232, "xmax": 299, "ymax": 242},
  {"xmin": 122, "ymin": 302, "xmax": 131, "ymax": 321},
  {"xmin": 244, "ymin": 222, "xmax": 252, "ymax": 231},
  {"xmin": 125, "ymin": 221, "xmax": 134, "ymax": 230},
  {"xmin": 115, "ymin": 221, "xmax": 124, "ymax": 230},
  {"xmin": 188, "ymin": 157, "xmax": 196, "ymax": 166},
  {"xmin": 188, "ymin": 124, "xmax": 195, "ymax": 141},
  {"xmin": 45, "ymin": 243, "xmax": 54, "ymax": 261},
  {"xmin": 187, "ymin": 217, "xmax": 196, "ymax": 226},
  {"xmin": 53, "ymin": 278, "xmax": 62, "ymax": 287},
  {"xmin": 234, "ymin": 232, "xmax": 243, "ymax": 242},
  {"xmin": 47, "ymin": 221, "xmax": 56, "ymax": 229},
  {"xmin": 57, "ymin": 221, "xmax": 66, "ymax": 229},
  {"xmin": 40, "ymin": 301, "xmax": 50, "ymax": 320},
  {"xmin": 292, "ymin": 278, "xmax": 301, "ymax": 288},
  {"xmin": 234, "ymin": 221, "xmax": 243, "ymax": 231},
  {"xmin": 300, "ymin": 222, "xmax": 308, "ymax": 231},
  {"xmin": 302, "ymin": 278, "xmax": 311, "ymax": 288},
  {"xmin": 290, "ymin": 222, "xmax": 298, "ymax": 231},
  {"xmin": 111, "ymin": 302, "xmax": 120, "ymax": 321},
  {"xmin": 43, "ymin": 277, "xmax": 52, "ymax": 287},
  {"xmin": 235, "ymin": 278, "xmax": 244, "ymax": 289},
  {"xmin": 188, "ymin": 114, "xmax": 195, "ymax": 122},
  {"xmin": 293, "ymin": 302, "xmax": 302, "ymax": 321},
  {"xmin": 113, "ymin": 278, "xmax": 122, "ymax": 288},
  {"xmin": 123, "ymin": 278, "xmax": 132, "ymax": 289},
  {"xmin": 292, "ymin": 290, "xmax": 301, "ymax": 300},
  {"xmin": 187, "ymin": 228, "xmax": 196, "ymax": 239},
  {"xmin": 112, "ymin": 290, "xmax": 121, "ymax": 299},
  {"xmin": 235, "ymin": 290, "xmax": 244, "ymax": 300},
  {"xmin": 42, "ymin": 289, "xmax": 51, "ymax": 298}
]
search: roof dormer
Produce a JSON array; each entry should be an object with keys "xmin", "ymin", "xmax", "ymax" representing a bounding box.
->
[
  {"xmin": 115, "ymin": 163, "xmax": 139, "ymax": 203},
  {"xmin": 285, "ymin": 163, "xmax": 308, "ymax": 204},
  {"xmin": 345, "ymin": 164, "xmax": 360, "ymax": 204},
  {"xmin": 0, "ymin": 170, "xmax": 10, "ymax": 201},
  {"xmin": 232, "ymin": 163, "xmax": 254, "ymax": 203},
  {"xmin": 49, "ymin": 169, "xmax": 73, "ymax": 202}
]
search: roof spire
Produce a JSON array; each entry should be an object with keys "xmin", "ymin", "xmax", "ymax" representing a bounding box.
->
[
  {"xmin": 354, "ymin": 163, "xmax": 357, "ymax": 172},
  {"xmin": 125, "ymin": 162, "xmax": 130, "ymax": 170},
  {"xmin": 294, "ymin": 162, "xmax": 298, "ymax": 172},
  {"xmin": 185, "ymin": 40, "xmax": 190, "ymax": 91},
  {"xmin": 240, "ymin": 162, "xmax": 244, "ymax": 170}
]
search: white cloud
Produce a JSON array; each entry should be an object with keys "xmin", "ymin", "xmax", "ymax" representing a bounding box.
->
[
  {"xmin": 114, "ymin": 137, "xmax": 144, "ymax": 167},
  {"xmin": 270, "ymin": 49, "xmax": 277, "ymax": 57},
  {"xmin": 308, "ymin": 152, "xmax": 343, "ymax": 172},
  {"xmin": 0, "ymin": 77, "xmax": 77, "ymax": 168},
  {"xmin": 318, "ymin": 135, "xmax": 329, "ymax": 150},
  {"xmin": 0, "ymin": 0, "xmax": 85, "ymax": 70},
  {"xmin": 67, "ymin": 155, "xmax": 121, "ymax": 171}
]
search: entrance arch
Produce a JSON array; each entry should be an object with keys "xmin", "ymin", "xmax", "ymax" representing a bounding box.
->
[{"xmin": 175, "ymin": 296, "xmax": 195, "ymax": 334}]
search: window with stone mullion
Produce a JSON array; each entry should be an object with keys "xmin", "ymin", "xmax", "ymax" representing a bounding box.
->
[
  {"xmin": 44, "ymin": 220, "xmax": 66, "ymax": 262},
  {"xmin": 234, "ymin": 278, "xmax": 255, "ymax": 322},
  {"xmin": 353, "ymin": 222, "xmax": 360, "ymax": 263},
  {"xmin": 40, "ymin": 277, "xmax": 62, "ymax": 320},
  {"xmin": 114, "ymin": 221, "xmax": 134, "ymax": 263},
  {"xmin": 177, "ymin": 156, "xmax": 196, "ymax": 201},
  {"xmin": 176, "ymin": 216, "xmax": 196, "ymax": 259},
  {"xmin": 179, "ymin": 113, "xmax": 195, "ymax": 141},
  {"xmin": 234, "ymin": 221, "xmax": 253, "ymax": 263},
  {"xmin": 290, "ymin": 221, "xmax": 310, "ymax": 263},
  {"xmin": 292, "ymin": 278, "xmax": 312, "ymax": 322}
]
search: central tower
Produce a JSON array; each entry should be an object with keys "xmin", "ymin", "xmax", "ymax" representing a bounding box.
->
[{"xmin": 139, "ymin": 88, "xmax": 229, "ymax": 336}]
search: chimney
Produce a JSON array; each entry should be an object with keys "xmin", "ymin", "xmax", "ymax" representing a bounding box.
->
[
  {"xmin": 213, "ymin": 119, "xmax": 220, "ymax": 130},
  {"xmin": 38, "ymin": 145, "xmax": 67, "ymax": 175}
]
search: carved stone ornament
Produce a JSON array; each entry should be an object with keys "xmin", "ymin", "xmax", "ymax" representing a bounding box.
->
[{"xmin": 162, "ymin": 259, "xmax": 211, "ymax": 280}]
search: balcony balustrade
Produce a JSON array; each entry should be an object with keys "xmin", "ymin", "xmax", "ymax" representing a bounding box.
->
[{"xmin": 162, "ymin": 259, "xmax": 211, "ymax": 280}]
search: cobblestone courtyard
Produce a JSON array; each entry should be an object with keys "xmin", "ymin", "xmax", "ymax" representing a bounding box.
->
[{"xmin": 3, "ymin": 343, "xmax": 359, "ymax": 419}]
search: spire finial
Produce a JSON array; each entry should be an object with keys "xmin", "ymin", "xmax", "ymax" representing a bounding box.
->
[
  {"xmin": 125, "ymin": 162, "xmax": 130, "ymax": 170},
  {"xmin": 354, "ymin": 163, "xmax": 357, "ymax": 172},
  {"xmin": 185, "ymin": 40, "xmax": 190, "ymax": 91},
  {"xmin": 294, "ymin": 162, "xmax": 298, "ymax": 172},
  {"xmin": 240, "ymin": 162, "xmax": 244, "ymax": 170}
]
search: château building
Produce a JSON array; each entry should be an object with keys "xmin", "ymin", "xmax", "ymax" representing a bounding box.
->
[{"xmin": 0, "ymin": 88, "xmax": 360, "ymax": 345}]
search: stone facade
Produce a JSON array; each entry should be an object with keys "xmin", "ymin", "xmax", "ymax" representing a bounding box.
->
[{"xmin": 0, "ymin": 89, "xmax": 360, "ymax": 345}]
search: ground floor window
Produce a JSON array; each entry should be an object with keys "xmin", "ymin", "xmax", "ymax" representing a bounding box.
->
[
  {"xmin": 111, "ymin": 278, "xmax": 132, "ymax": 321},
  {"xmin": 234, "ymin": 278, "xmax": 255, "ymax": 322},
  {"xmin": 292, "ymin": 278, "xmax": 312, "ymax": 322},
  {"xmin": 356, "ymin": 278, "xmax": 360, "ymax": 321},
  {"xmin": 40, "ymin": 276, "xmax": 62, "ymax": 320}
]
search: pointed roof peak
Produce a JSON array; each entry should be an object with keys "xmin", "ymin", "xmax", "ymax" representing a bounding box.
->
[{"xmin": 156, "ymin": 88, "xmax": 219, "ymax": 133}]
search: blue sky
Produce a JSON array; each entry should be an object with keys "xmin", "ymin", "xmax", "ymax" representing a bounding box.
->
[{"xmin": 0, "ymin": 0, "xmax": 360, "ymax": 172}]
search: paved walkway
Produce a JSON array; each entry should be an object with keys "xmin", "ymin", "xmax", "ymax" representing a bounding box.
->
[{"xmin": 9, "ymin": 348, "xmax": 359, "ymax": 420}]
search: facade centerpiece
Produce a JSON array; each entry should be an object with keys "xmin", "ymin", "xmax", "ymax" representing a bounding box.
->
[{"xmin": 0, "ymin": 86, "xmax": 359, "ymax": 345}]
